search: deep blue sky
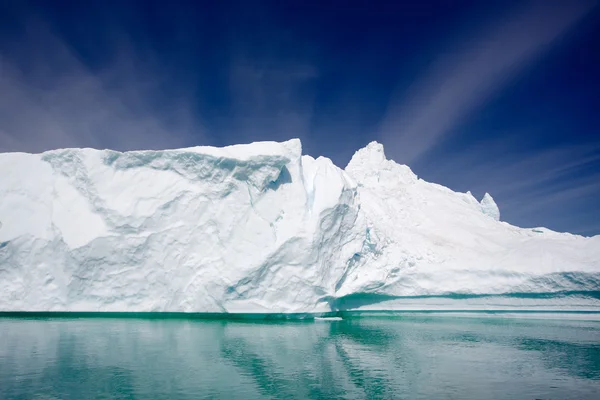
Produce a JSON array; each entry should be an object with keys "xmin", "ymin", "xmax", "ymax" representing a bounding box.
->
[{"xmin": 1, "ymin": 0, "xmax": 599, "ymax": 235}]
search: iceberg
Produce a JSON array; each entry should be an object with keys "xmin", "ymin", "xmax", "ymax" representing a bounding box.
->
[{"xmin": 0, "ymin": 139, "xmax": 598, "ymax": 312}]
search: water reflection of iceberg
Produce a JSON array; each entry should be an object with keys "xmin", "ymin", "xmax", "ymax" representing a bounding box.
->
[{"xmin": 0, "ymin": 317, "xmax": 599, "ymax": 399}]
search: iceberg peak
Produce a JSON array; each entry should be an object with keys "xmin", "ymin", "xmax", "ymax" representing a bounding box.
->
[
  {"xmin": 345, "ymin": 141, "xmax": 387, "ymax": 169},
  {"xmin": 346, "ymin": 141, "xmax": 417, "ymax": 187},
  {"xmin": 480, "ymin": 192, "xmax": 500, "ymax": 221},
  {"xmin": 361, "ymin": 141, "xmax": 387, "ymax": 162}
]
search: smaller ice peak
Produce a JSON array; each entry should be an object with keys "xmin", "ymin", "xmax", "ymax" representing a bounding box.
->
[
  {"xmin": 459, "ymin": 190, "xmax": 481, "ymax": 207},
  {"xmin": 350, "ymin": 141, "xmax": 387, "ymax": 165},
  {"xmin": 345, "ymin": 141, "xmax": 417, "ymax": 187},
  {"xmin": 480, "ymin": 192, "xmax": 500, "ymax": 221}
]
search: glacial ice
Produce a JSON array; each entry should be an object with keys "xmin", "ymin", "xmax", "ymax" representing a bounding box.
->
[
  {"xmin": 0, "ymin": 139, "xmax": 599, "ymax": 312},
  {"xmin": 480, "ymin": 192, "xmax": 500, "ymax": 221}
]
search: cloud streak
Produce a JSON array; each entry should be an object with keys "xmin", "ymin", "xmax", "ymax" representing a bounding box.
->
[
  {"xmin": 372, "ymin": 0, "xmax": 599, "ymax": 234},
  {"xmin": 0, "ymin": 20, "xmax": 201, "ymax": 153},
  {"xmin": 378, "ymin": 0, "xmax": 596, "ymax": 165},
  {"xmin": 418, "ymin": 130, "xmax": 600, "ymax": 234}
]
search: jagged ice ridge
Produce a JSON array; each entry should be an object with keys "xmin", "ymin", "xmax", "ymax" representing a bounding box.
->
[{"xmin": 0, "ymin": 139, "xmax": 599, "ymax": 312}]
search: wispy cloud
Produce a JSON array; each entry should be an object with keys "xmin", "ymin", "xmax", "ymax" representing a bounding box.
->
[
  {"xmin": 373, "ymin": 0, "xmax": 599, "ymax": 234},
  {"xmin": 0, "ymin": 20, "xmax": 201, "ymax": 153},
  {"xmin": 378, "ymin": 0, "xmax": 596, "ymax": 166},
  {"xmin": 427, "ymin": 137, "xmax": 600, "ymax": 195},
  {"xmin": 420, "ymin": 132, "xmax": 600, "ymax": 234},
  {"xmin": 0, "ymin": 10, "xmax": 320, "ymax": 155}
]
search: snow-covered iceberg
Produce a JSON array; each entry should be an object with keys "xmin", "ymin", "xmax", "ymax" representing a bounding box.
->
[{"xmin": 0, "ymin": 139, "xmax": 598, "ymax": 312}]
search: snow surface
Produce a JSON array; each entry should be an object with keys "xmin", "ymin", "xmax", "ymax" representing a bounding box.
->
[{"xmin": 0, "ymin": 139, "xmax": 599, "ymax": 312}]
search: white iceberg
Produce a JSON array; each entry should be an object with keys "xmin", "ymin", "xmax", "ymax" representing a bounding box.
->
[
  {"xmin": 480, "ymin": 192, "xmax": 500, "ymax": 221},
  {"xmin": 0, "ymin": 139, "xmax": 598, "ymax": 312}
]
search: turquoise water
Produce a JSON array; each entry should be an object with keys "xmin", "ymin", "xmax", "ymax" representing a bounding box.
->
[{"xmin": 1, "ymin": 315, "xmax": 599, "ymax": 399}]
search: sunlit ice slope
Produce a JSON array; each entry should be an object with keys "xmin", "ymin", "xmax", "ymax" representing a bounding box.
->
[{"xmin": 0, "ymin": 139, "xmax": 598, "ymax": 312}]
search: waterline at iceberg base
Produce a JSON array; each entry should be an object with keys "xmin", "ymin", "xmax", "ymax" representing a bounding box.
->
[{"xmin": 0, "ymin": 139, "xmax": 599, "ymax": 313}]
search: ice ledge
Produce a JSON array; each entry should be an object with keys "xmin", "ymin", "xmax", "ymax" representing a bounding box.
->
[{"xmin": 17, "ymin": 138, "xmax": 302, "ymax": 160}]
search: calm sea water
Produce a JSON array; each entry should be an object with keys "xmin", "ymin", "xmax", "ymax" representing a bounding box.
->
[{"xmin": 0, "ymin": 314, "xmax": 599, "ymax": 399}]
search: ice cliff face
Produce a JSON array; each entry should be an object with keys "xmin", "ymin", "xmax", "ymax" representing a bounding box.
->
[{"xmin": 1, "ymin": 139, "xmax": 599, "ymax": 312}]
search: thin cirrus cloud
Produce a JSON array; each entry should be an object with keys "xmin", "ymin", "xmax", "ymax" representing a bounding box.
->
[
  {"xmin": 427, "ymin": 138, "xmax": 600, "ymax": 199},
  {"xmin": 377, "ymin": 0, "xmax": 596, "ymax": 166},
  {"xmin": 421, "ymin": 130, "xmax": 600, "ymax": 234},
  {"xmin": 0, "ymin": 21, "xmax": 201, "ymax": 154},
  {"xmin": 0, "ymin": 16, "xmax": 318, "ymax": 154}
]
